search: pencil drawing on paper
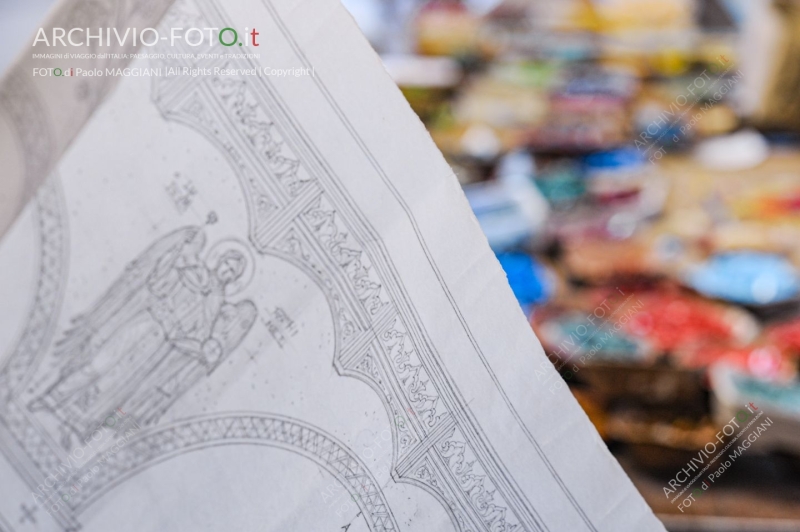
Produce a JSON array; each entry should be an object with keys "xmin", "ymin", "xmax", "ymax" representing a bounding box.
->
[
  {"xmin": 0, "ymin": 1, "xmax": 609, "ymax": 531},
  {"xmin": 28, "ymin": 227, "xmax": 257, "ymax": 448}
]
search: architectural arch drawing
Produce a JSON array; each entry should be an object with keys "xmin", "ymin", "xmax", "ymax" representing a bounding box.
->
[
  {"xmin": 144, "ymin": 2, "xmax": 547, "ymax": 531},
  {"xmin": 0, "ymin": 176, "xmax": 72, "ymax": 530},
  {"xmin": 0, "ymin": 1, "xmax": 608, "ymax": 531},
  {"xmin": 67, "ymin": 413, "xmax": 400, "ymax": 532}
]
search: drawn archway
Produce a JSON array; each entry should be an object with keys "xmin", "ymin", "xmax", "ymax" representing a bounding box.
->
[
  {"xmin": 0, "ymin": 3, "xmax": 551, "ymax": 531},
  {"xmin": 69, "ymin": 413, "xmax": 399, "ymax": 532},
  {"xmin": 146, "ymin": 3, "xmax": 542, "ymax": 530}
]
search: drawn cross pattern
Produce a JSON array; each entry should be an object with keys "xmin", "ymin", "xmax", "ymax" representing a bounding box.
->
[{"xmin": 19, "ymin": 503, "xmax": 37, "ymax": 524}]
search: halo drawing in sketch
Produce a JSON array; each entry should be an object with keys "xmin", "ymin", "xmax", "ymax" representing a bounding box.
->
[{"xmin": 28, "ymin": 227, "xmax": 257, "ymax": 448}]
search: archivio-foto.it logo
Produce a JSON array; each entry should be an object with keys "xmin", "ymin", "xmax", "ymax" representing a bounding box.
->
[{"xmin": 32, "ymin": 26, "xmax": 260, "ymax": 47}]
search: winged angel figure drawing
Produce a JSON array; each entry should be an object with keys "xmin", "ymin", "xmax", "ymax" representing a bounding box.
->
[{"xmin": 29, "ymin": 227, "xmax": 257, "ymax": 448}]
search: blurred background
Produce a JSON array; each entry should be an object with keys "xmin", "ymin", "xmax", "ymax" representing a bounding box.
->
[
  {"xmin": 338, "ymin": 0, "xmax": 800, "ymax": 530},
  {"xmin": 3, "ymin": 0, "xmax": 800, "ymax": 530}
]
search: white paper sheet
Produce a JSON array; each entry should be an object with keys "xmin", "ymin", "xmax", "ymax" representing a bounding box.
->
[{"xmin": 0, "ymin": 1, "xmax": 666, "ymax": 530}]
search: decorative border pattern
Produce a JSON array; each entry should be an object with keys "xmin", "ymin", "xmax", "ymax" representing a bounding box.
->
[
  {"xmin": 0, "ymin": 1, "xmax": 599, "ymax": 531},
  {"xmin": 138, "ymin": 2, "xmax": 544, "ymax": 530},
  {"xmin": 68, "ymin": 413, "xmax": 399, "ymax": 532},
  {"xmin": 0, "ymin": 177, "xmax": 68, "ymax": 399}
]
